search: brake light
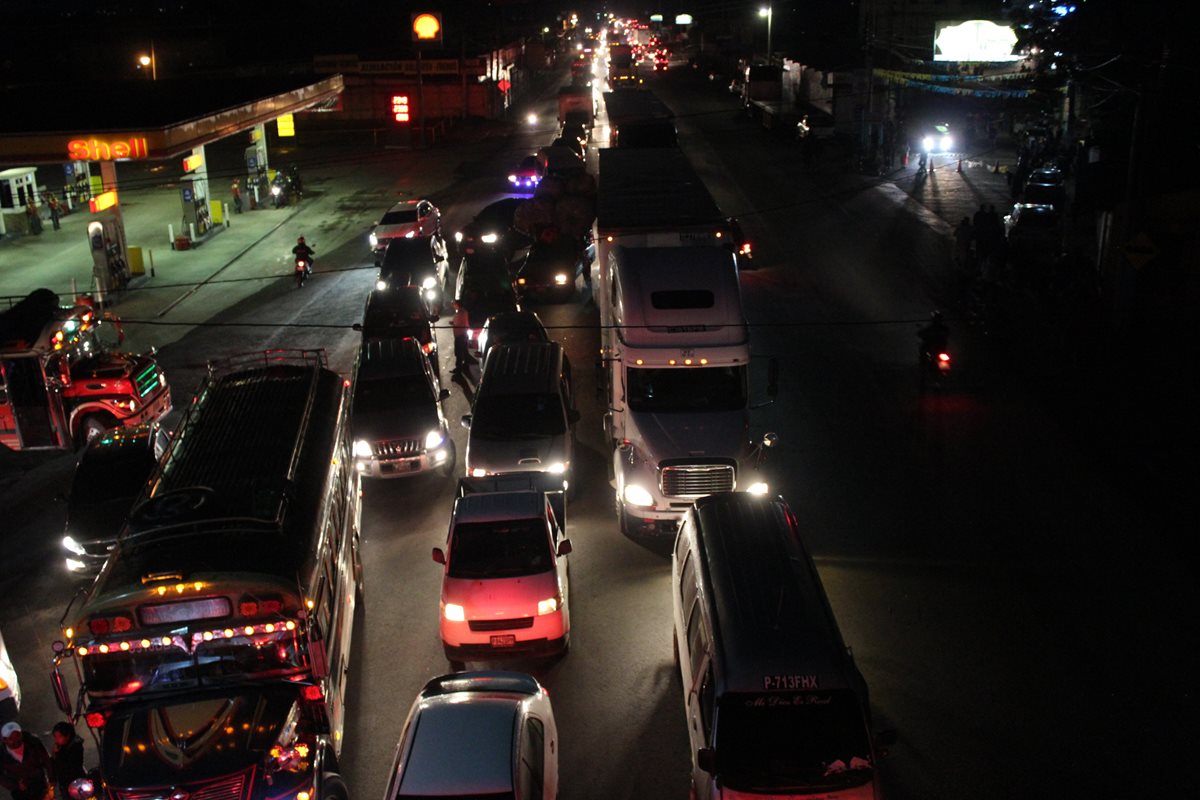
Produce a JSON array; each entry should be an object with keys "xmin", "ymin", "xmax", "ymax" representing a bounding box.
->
[
  {"xmin": 88, "ymin": 614, "xmax": 133, "ymax": 635},
  {"xmin": 261, "ymin": 598, "xmax": 283, "ymax": 614},
  {"xmin": 239, "ymin": 601, "xmax": 258, "ymax": 617},
  {"xmin": 421, "ymin": 341, "xmax": 435, "ymax": 355},
  {"xmin": 938, "ymin": 352, "xmax": 951, "ymax": 363},
  {"xmin": 302, "ymin": 685, "xmax": 324, "ymax": 702},
  {"xmin": 86, "ymin": 712, "xmax": 107, "ymax": 729}
]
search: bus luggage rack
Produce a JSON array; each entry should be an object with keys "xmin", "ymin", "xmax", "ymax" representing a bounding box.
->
[
  {"xmin": 207, "ymin": 348, "xmax": 327, "ymax": 376},
  {"xmin": 125, "ymin": 349, "xmax": 332, "ymax": 535}
]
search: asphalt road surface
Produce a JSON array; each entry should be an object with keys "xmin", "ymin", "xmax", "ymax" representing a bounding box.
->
[{"xmin": 1, "ymin": 67, "xmax": 1195, "ymax": 800}]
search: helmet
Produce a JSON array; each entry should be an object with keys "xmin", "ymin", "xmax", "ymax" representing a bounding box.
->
[
  {"xmin": 297, "ymin": 236, "xmax": 306, "ymax": 244},
  {"xmin": 930, "ymin": 310, "xmax": 944, "ymax": 323}
]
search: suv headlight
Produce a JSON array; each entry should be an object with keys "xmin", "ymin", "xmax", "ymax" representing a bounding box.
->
[
  {"xmin": 63, "ymin": 535, "xmax": 87, "ymax": 556},
  {"xmin": 369, "ymin": 232, "xmax": 378, "ymax": 248},
  {"xmin": 623, "ymin": 483, "xmax": 654, "ymax": 507},
  {"xmin": 353, "ymin": 440, "xmax": 373, "ymax": 458},
  {"xmin": 425, "ymin": 430, "xmax": 445, "ymax": 450},
  {"xmin": 422, "ymin": 276, "xmax": 437, "ymax": 290}
]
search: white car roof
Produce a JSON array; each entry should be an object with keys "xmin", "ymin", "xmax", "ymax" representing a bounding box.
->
[{"xmin": 399, "ymin": 696, "xmax": 517, "ymax": 795}]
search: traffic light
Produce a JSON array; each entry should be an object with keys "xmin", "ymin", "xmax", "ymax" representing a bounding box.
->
[{"xmin": 412, "ymin": 12, "xmax": 443, "ymax": 44}]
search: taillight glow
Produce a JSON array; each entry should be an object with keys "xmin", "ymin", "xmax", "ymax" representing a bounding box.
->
[
  {"xmin": 302, "ymin": 685, "xmax": 324, "ymax": 702},
  {"xmin": 938, "ymin": 352, "xmax": 951, "ymax": 362},
  {"xmin": 85, "ymin": 712, "xmax": 107, "ymax": 728}
]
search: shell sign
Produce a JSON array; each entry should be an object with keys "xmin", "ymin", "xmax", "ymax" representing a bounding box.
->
[{"xmin": 412, "ymin": 12, "xmax": 442, "ymax": 43}]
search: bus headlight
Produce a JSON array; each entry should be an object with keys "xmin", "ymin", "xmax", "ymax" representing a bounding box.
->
[
  {"xmin": 353, "ymin": 440, "xmax": 373, "ymax": 459},
  {"xmin": 443, "ymin": 603, "xmax": 465, "ymax": 622},
  {"xmin": 623, "ymin": 483, "xmax": 654, "ymax": 507}
]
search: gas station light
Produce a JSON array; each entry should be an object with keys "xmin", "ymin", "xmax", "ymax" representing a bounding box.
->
[
  {"xmin": 391, "ymin": 95, "xmax": 411, "ymax": 124},
  {"xmin": 412, "ymin": 12, "xmax": 443, "ymax": 43},
  {"xmin": 276, "ymin": 114, "xmax": 295, "ymax": 137}
]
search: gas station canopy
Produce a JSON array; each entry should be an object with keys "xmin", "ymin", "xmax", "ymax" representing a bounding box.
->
[{"xmin": 0, "ymin": 75, "xmax": 343, "ymax": 167}]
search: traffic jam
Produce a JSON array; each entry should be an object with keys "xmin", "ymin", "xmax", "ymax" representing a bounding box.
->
[{"xmin": 0, "ymin": 19, "xmax": 893, "ymax": 800}]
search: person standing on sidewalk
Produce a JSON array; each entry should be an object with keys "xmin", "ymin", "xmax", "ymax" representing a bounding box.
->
[
  {"xmin": 231, "ymin": 179, "xmax": 243, "ymax": 214},
  {"xmin": 46, "ymin": 196, "xmax": 62, "ymax": 231},
  {"xmin": 1, "ymin": 722, "xmax": 54, "ymax": 800},
  {"xmin": 450, "ymin": 300, "xmax": 478, "ymax": 375}
]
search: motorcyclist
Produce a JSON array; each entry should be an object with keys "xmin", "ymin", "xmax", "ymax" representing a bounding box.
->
[
  {"xmin": 287, "ymin": 163, "xmax": 303, "ymax": 197},
  {"xmin": 917, "ymin": 310, "xmax": 949, "ymax": 354},
  {"xmin": 292, "ymin": 236, "xmax": 315, "ymax": 267}
]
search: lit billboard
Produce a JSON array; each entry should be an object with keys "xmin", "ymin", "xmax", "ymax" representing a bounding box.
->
[{"xmin": 933, "ymin": 20, "xmax": 1023, "ymax": 62}]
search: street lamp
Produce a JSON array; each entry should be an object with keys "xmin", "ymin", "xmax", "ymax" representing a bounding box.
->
[
  {"xmin": 136, "ymin": 44, "xmax": 157, "ymax": 80},
  {"xmin": 758, "ymin": 6, "xmax": 773, "ymax": 65}
]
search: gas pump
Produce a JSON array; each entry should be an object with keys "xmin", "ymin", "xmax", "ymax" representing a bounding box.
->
[
  {"xmin": 88, "ymin": 213, "xmax": 130, "ymax": 300},
  {"xmin": 179, "ymin": 175, "xmax": 212, "ymax": 239},
  {"xmin": 244, "ymin": 140, "xmax": 269, "ymax": 210}
]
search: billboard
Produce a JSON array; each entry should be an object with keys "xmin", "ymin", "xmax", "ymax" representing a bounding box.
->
[{"xmin": 933, "ymin": 20, "xmax": 1023, "ymax": 62}]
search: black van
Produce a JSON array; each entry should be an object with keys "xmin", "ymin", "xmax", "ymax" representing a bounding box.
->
[{"xmin": 671, "ymin": 492, "xmax": 891, "ymax": 799}]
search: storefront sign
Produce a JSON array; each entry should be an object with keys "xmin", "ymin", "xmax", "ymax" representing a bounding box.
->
[{"xmin": 68, "ymin": 137, "xmax": 150, "ymax": 161}]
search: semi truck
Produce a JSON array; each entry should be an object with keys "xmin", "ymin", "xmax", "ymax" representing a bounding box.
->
[
  {"xmin": 0, "ymin": 289, "xmax": 172, "ymax": 450},
  {"xmin": 594, "ymin": 149, "xmax": 777, "ymax": 537},
  {"xmin": 602, "ymin": 89, "xmax": 676, "ymax": 147},
  {"xmin": 607, "ymin": 43, "xmax": 639, "ymax": 86},
  {"xmin": 557, "ymin": 85, "xmax": 595, "ymax": 127}
]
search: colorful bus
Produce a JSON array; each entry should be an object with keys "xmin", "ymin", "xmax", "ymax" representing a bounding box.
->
[{"xmin": 51, "ymin": 350, "xmax": 363, "ymax": 800}]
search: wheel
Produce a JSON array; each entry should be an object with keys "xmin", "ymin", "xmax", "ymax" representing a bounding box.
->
[
  {"xmin": 439, "ymin": 440, "xmax": 457, "ymax": 478},
  {"xmin": 77, "ymin": 415, "xmax": 113, "ymax": 448},
  {"xmin": 321, "ymin": 774, "xmax": 348, "ymax": 800}
]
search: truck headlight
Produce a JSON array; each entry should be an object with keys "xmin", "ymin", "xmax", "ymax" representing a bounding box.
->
[
  {"xmin": 443, "ymin": 603, "xmax": 465, "ymax": 622},
  {"xmin": 623, "ymin": 483, "xmax": 655, "ymax": 507},
  {"xmin": 353, "ymin": 440, "xmax": 373, "ymax": 458},
  {"xmin": 537, "ymin": 596, "xmax": 561, "ymax": 615},
  {"xmin": 63, "ymin": 535, "xmax": 87, "ymax": 556},
  {"xmin": 547, "ymin": 462, "xmax": 567, "ymax": 474},
  {"xmin": 369, "ymin": 232, "xmax": 378, "ymax": 248},
  {"xmin": 746, "ymin": 482, "xmax": 769, "ymax": 496},
  {"xmin": 554, "ymin": 273, "xmax": 569, "ymax": 285},
  {"xmin": 480, "ymin": 233, "xmax": 499, "ymax": 244},
  {"xmin": 425, "ymin": 430, "xmax": 445, "ymax": 450}
]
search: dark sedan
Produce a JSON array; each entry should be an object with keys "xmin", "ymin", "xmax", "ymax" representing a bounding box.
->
[{"xmin": 515, "ymin": 239, "xmax": 582, "ymax": 303}]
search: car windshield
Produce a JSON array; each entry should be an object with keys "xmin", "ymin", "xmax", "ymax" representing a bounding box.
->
[
  {"xmin": 381, "ymin": 209, "xmax": 419, "ymax": 225},
  {"xmin": 626, "ymin": 366, "xmax": 747, "ymax": 412},
  {"xmin": 715, "ymin": 692, "xmax": 874, "ymax": 793},
  {"xmin": 70, "ymin": 450, "xmax": 155, "ymax": 509},
  {"xmin": 1022, "ymin": 185, "xmax": 1061, "ymax": 205},
  {"xmin": 355, "ymin": 376, "xmax": 433, "ymax": 412},
  {"xmin": 472, "ymin": 393, "xmax": 565, "ymax": 437},
  {"xmin": 82, "ymin": 627, "xmax": 308, "ymax": 697},
  {"xmin": 449, "ymin": 518, "xmax": 552, "ymax": 579}
]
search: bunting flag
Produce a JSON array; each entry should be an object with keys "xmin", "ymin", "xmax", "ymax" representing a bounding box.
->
[
  {"xmin": 874, "ymin": 68, "xmax": 1028, "ymax": 83},
  {"xmin": 873, "ymin": 68, "xmax": 1032, "ymax": 98}
]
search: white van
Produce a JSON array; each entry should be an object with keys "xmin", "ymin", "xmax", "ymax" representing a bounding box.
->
[{"xmin": 672, "ymin": 492, "xmax": 892, "ymax": 799}]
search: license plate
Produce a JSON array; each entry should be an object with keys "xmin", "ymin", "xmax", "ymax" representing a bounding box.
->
[{"xmin": 490, "ymin": 635, "xmax": 516, "ymax": 648}]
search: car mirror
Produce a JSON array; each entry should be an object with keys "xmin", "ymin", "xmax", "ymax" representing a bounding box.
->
[
  {"xmin": 696, "ymin": 747, "xmax": 717, "ymax": 774},
  {"xmin": 432, "ymin": 547, "xmax": 446, "ymax": 565},
  {"xmin": 461, "ymin": 414, "xmax": 472, "ymax": 429},
  {"xmin": 557, "ymin": 539, "xmax": 573, "ymax": 557},
  {"xmin": 438, "ymin": 389, "xmax": 450, "ymax": 401},
  {"xmin": 351, "ymin": 323, "xmax": 363, "ymax": 332}
]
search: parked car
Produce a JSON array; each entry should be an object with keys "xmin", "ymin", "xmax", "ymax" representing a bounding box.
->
[
  {"xmin": 383, "ymin": 671, "xmax": 559, "ymax": 799},
  {"xmin": 433, "ymin": 482, "xmax": 572, "ymax": 668},
  {"xmin": 455, "ymin": 198, "xmax": 532, "ymax": 261},
  {"xmin": 377, "ymin": 235, "xmax": 450, "ymax": 314},
  {"xmin": 369, "ymin": 199, "xmax": 441, "ymax": 263},
  {"xmin": 1004, "ymin": 202, "xmax": 1063, "ymax": 263},
  {"xmin": 509, "ymin": 155, "xmax": 542, "ymax": 192},
  {"xmin": 61, "ymin": 420, "xmax": 171, "ymax": 575},
  {"xmin": 351, "ymin": 338, "xmax": 454, "ymax": 480},
  {"xmin": 357, "ymin": 287, "xmax": 440, "ymax": 377}
]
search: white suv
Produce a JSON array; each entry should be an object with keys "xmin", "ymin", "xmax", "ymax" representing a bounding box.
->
[
  {"xmin": 433, "ymin": 484, "xmax": 571, "ymax": 669},
  {"xmin": 369, "ymin": 199, "xmax": 441, "ymax": 263}
]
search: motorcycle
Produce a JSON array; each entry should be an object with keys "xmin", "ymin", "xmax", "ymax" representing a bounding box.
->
[
  {"xmin": 270, "ymin": 174, "xmax": 291, "ymax": 208},
  {"xmin": 918, "ymin": 342, "xmax": 952, "ymax": 393},
  {"xmin": 294, "ymin": 254, "xmax": 313, "ymax": 287}
]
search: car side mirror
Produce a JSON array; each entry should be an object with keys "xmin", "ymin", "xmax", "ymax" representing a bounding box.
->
[
  {"xmin": 432, "ymin": 547, "xmax": 446, "ymax": 565},
  {"xmin": 438, "ymin": 389, "xmax": 451, "ymax": 401},
  {"xmin": 351, "ymin": 323, "xmax": 363, "ymax": 332},
  {"xmin": 696, "ymin": 747, "xmax": 717, "ymax": 774},
  {"xmin": 557, "ymin": 539, "xmax": 573, "ymax": 557},
  {"xmin": 461, "ymin": 414, "xmax": 472, "ymax": 429},
  {"xmin": 568, "ymin": 409, "xmax": 581, "ymax": 425}
]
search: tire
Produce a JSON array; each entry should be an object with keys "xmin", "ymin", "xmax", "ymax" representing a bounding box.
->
[
  {"xmin": 77, "ymin": 415, "xmax": 113, "ymax": 448},
  {"xmin": 439, "ymin": 441, "xmax": 457, "ymax": 478},
  {"xmin": 321, "ymin": 774, "xmax": 349, "ymax": 800},
  {"xmin": 672, "ymin": 629, "xmax": 680, "ymax": 667}
]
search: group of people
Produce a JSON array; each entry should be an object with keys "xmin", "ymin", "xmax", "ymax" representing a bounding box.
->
[
  {"xmin": 1, "ymin": 721, "xmax": 84, "ymax": 800},
  {"xmin": 954, "ymin": 204, "xmax": 1007, "ymax": 279}
]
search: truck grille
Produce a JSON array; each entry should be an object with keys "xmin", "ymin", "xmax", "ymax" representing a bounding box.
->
[
  {"xmin": 117, "ymin": 771, "xmax": 248, "ymax": 800},
  {"xmin": 134, "ymin": 363, "xmax": 162, "ymax": 399},
  {"xmin": 469, "ymin": 617, "xmax": 535, "ymax": 632},
  {"xmin": 660, "ymin": 464, "xmax": 735, "ymax": 498},
  {"xmin": 372, "ymin": 438, "xmax": 421, "ymax": 458}
]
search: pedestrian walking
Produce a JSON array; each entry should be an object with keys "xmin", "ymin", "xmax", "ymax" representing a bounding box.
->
[
  {"xmin": 1, "ymin": 722, "xmax": 54, "ymax": 800},
  {"xmin": 46, "ymin": 196, "xmax": 62, "ymax": 231},
  {"xmin": 48, "ymin": 724, "xmax": 83, "ymax": 800},
  {"xmin": 450, "ymin": 300, "xmax": 478, "ymax": 374},
  {"xmin": 231, "ymin": 179, "xmax": 243, "ymax": 214}
]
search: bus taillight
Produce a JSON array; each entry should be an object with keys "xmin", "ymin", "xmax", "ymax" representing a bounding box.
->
[{"xmin": 88, "ymin": 614, "xmax": 133, "ymax": 635}]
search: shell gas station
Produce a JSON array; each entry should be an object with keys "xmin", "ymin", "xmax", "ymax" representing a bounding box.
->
[{"xmin": 0, "ymin": 75, "xmax": 343, "ymax": 302}]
